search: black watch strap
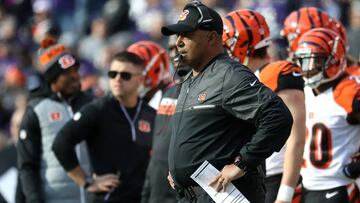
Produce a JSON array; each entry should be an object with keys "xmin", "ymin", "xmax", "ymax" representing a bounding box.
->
[
  {"xmin": 233, "ymin": 155, "xmax": 248, "ymax": 172},
  {"xmin": 83, "ymin": 180, "xmax": 92, "ymax": 189}
]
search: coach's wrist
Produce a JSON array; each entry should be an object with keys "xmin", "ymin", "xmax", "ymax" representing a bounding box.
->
[
  {"xmin": 82, "ymin": 176, "xmax": 93, "ymax": 190},
  {"xmin": 233, "ymin": 155, "xmax": 248, "ymax": 173},
  {"xmin": 83, "ymin": 180, "xmax": 92, "ymax": 190},
  {"xmin": 276, "ymin": 184, "xmax": 294, "ymax": 202}
]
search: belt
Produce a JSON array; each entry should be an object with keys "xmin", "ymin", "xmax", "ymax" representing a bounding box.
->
[{"xmin": 176, "ymin": 185, "xmax": 204, "ymax": 200}]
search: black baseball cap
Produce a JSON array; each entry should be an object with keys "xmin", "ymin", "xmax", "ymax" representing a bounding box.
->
[{"xmin": 161, "ymin": 1, "xmax": 223, "ymax": 36}]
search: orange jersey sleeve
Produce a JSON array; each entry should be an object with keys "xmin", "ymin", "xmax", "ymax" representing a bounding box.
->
[
  {"xmin": 333, "ymin": 73, "xmax": 360, "ymax": 114},
  {"xmin": 259, "ymin": 60, "xmax": 304, "ymax": 92}
]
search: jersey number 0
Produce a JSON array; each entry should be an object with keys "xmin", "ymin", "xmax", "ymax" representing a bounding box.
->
[{"xmin": 306, "ymin": 123, "xmax": 332, "ymax": 169}]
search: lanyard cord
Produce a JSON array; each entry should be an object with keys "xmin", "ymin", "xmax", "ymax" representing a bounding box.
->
[{"xmin": 120, "ymin": 100, "xmax": 143, "ymax": 141}]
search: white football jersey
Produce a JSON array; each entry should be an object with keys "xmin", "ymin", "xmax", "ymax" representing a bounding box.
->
[
  {"xmin": 301, "ymin": 75, "xmax": 360, "ymax": 190},
  {"xmin": 148, "ymin": 90, "xmax": 163, "ymax": 110},
  {"xmin": 266, "ymin": 145, "xmax": 286, "ymax": 176}
]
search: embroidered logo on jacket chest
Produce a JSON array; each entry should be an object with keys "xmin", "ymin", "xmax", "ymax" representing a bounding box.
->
[
  {"xmin": 197, "ymin": 92, "xmax": 207, "ymax": 103},
  {"xmin": 138, "ymin": 120, "xmax": 151, "ymax": 133},
  {"xmin": 50, "ymin": 112, "xmax": 62, "ymax": 122}
]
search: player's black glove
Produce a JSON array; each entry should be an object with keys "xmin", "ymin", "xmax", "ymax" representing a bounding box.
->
[{"xmin": 343, "ymin": 160, "xmax": 360, "ymax": 179}]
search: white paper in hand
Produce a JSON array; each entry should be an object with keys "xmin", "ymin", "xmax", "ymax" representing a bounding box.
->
[{"xmin": 190, "ymin": 160, "xmax": 249, "ymax": 203}]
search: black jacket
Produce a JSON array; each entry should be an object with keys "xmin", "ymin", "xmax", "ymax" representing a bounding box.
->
[
  {"xmin": 169, "ymin": 54, "xmax": 293, "ymax": 187},
  {"xmin": 52, "ymin": 94, "xmax": 156, "ymax": 202}
]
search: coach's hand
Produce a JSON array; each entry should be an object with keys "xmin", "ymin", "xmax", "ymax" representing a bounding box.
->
[{"xmin": 209, "ymin": 164, "xmax": 246, "ymax": 192}]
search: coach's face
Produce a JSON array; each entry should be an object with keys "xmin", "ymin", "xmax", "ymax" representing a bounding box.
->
[{"xmin": 176, "ymin": 29, "xmax": 210, "ymax": 68}]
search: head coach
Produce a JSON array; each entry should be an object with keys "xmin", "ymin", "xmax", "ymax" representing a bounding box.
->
[{"xmin": 161, "ymin": 1, "xmax": 293, "ymax": 202}]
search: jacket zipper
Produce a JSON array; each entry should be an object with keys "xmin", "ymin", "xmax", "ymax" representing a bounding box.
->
[{"xmin": 176, "ymin": 81, "xmax": 191, "ymax": 136}]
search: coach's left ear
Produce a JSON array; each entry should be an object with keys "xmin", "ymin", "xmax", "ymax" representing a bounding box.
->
[{"xmin": 207, "ymin": 31, "xmax": 219, "ymax": 45}]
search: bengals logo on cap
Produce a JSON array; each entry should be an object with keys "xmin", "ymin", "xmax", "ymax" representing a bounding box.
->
[
  {"xmin": 58, "ymin": 54, "xmax": 76, "ymax": 69},
  {"xmin": 179, "ymin": 10, "xmax": 189, "ymax": 21}
]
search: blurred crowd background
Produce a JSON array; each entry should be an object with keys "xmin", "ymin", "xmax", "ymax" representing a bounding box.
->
[{"xmin": 0, "ymin": 0, "xmax": 360, "ymax": 186}]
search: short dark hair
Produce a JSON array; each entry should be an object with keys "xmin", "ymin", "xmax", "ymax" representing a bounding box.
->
[
  {"xmin": 112, "ymin": 51, "xmax": 145, "ymax": 68},
  {"xmin": 252, "ymin": 46, "xmax": 269, "ymax": 58}
]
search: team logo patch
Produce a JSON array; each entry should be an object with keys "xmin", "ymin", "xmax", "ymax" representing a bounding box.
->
[
  {"xmin": 179, "ymin": 10, "xmax": 189, "ymax": 21},
  {"xmin": 50, "ymin": 112, "xmax": 62, "ymax": 121},
  {"xmin": 58, "ymin": 54, "xmax": 76, "ymax": 69},
  {"xmin": 157, "ymin": 98, "xmax": 177, "ymax": 115},
  {"xmin": 197, "ymin": 93, "xmax": 207, "ymax": 103},
  {"xmin": 138, "ymin": 120, "xmax": 151, "ymax": 133}
]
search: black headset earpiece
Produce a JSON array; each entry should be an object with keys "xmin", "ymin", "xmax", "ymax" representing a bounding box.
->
[{"xmin": 184, "ymin": 1, "xmax": 214, "ymax": 27}]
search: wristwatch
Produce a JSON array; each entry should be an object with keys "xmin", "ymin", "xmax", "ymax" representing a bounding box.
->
[
  {"xmin": 233, "ymin": 155, "xmax": 248, "ymax": 172},
  {"xmin": 83, "ymin": 180, "xmax": 93, "ymax": 190}
]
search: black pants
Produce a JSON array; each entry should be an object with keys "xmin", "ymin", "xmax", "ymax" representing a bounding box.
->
[
  {"xmin": 93, "ymin": 196, "xmax": 140, "ymax": 203},
  {"xmin": 264, "ymin": 173, "xmax": 282, "ymax": 203},
  {"xmin": 176, "ymin": 171, "xmax": 265, "ymax": 203},
  {"xmin": 302, "ymin": 185, "xmax": 359, "ymax": 203}
]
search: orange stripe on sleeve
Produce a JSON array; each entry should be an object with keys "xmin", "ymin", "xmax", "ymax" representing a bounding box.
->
[
  {"xmin": 259, "ymin": 60, "xmax": 301, "ymax": 92},
  {"xmin": 333, "ymin": 74, "xmax": 360, "ymax": 113},
  {"xmin": 259, "ymin": 61, "xmax": 282, "ymax": 91}
]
